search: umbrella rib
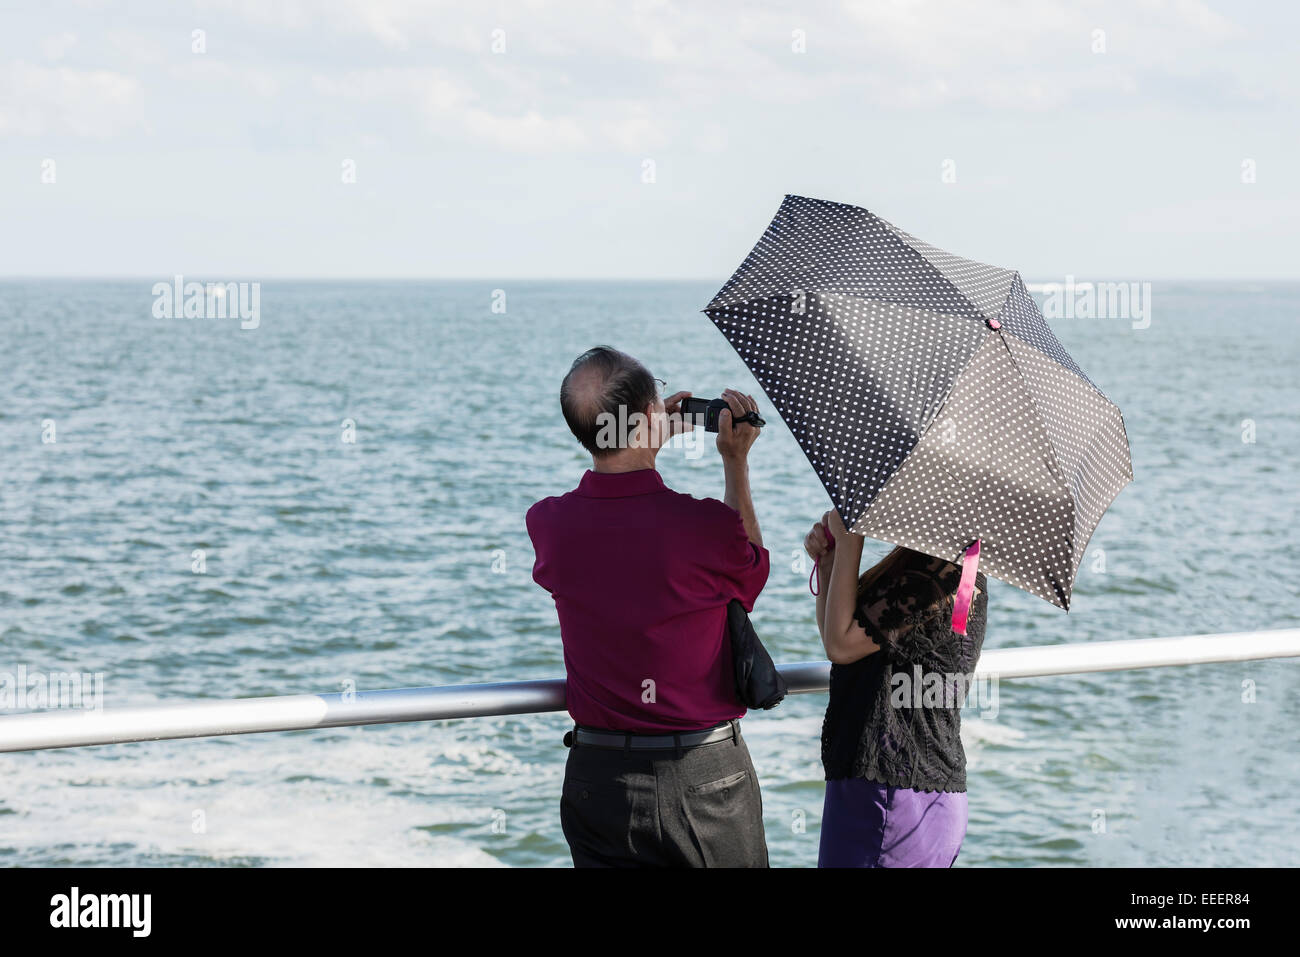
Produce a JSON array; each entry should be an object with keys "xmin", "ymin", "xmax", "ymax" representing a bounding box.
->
[
  {"xmin": 990, "ymin": 328, "xmax": 1073, "ymax": 491},
  {"xmin": 854, "ymin": 327, "xmax": 990, "ymax": 549},
  {"xmin": 994, "ymin": 327, "xmax": 1136, "ymax": 596}
]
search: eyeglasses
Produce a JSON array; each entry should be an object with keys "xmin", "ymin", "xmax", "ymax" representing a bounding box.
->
[{"xmin": 653, "ymin": 377, "xmax": 667, "ymax": 397}]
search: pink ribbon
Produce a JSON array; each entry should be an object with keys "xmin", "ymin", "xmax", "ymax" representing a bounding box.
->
[
  {"xmin": 951, "ymin": 539, "xmax": 981, "ymax": 635},
  {"xmin": 809, "ymin": 525, "xmax": 835, "ymax": 595}
]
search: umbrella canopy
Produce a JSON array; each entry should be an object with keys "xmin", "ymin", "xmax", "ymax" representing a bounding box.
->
[{"xmin": 704, "ymin": 194, "xmax": 1132, "ymax": 611}]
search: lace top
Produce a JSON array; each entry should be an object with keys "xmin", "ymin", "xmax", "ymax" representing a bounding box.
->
[{"xmin": 821, "ymin": 551, "xmax": 987, "ymax": 792}]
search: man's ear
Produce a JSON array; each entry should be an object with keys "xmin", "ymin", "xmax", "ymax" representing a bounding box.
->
[{"xmin": 643, "ymin": 400, "xmax": 664, "ymax": 448}]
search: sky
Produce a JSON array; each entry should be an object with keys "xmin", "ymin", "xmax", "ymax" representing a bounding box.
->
[{"xmin": 0, "ymin": 0, "xmax": 1296, "ymax": 280}]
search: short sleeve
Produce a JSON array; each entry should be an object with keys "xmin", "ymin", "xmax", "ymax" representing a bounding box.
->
[
  {"xmin": 711, "ymin": 506, "xmax": 770, "ymax": 611},
  {"xmin": 525, "ymin": 501, "xmax": 553, "ymax": 594},
  {"xmin": 853, "ymin": 569, "xmax": 948, "ymax": 665}
]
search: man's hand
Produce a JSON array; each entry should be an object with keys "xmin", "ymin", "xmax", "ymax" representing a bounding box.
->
[
  {"xmin": 716, "ymin": 389, "xmax": 761, "ymax": 461},
  {"xmin": 663, "ymin": 390, "xmax": 693, "ymax": 438}
]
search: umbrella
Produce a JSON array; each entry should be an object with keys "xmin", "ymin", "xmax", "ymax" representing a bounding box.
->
[{"xmin": 703, "ymin": 194, "xmax": 1132, "ymax": 622}]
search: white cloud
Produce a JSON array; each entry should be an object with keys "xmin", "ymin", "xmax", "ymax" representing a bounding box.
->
[
  {"xmin": 603, "ymin": 105, "xmax": 669, "ymax": 152},
  {"xmin": 41, "ymin": 32, "xmax": 77, "ymax": 61},
  {"xmin": 835, "ymin": 0, "xmax": 1248, "ymax": 109},
  {"xmin": 0, "ymin": 0, "xmax": 1280, "ymax": 152},
  {"xmin": 0, "ymin": 60, "xmax": 142, "ymax": 137},
  {"xmin": 311, "ymin": 67, "xmax": 588, "ymax": 152},
  {"xmin": 461, "ymin": 108, "xmax": 588, "ymax": 151}
]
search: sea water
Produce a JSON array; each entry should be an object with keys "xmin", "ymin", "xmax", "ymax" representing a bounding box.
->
[{"xmin": 1, "ymin": 279, "xmax": 1297, "ymax": 867}]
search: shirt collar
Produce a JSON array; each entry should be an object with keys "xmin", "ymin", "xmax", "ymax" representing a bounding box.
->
[{"xmin": 576, "ymin": 468, "xmax": 667, "ymax": 498}]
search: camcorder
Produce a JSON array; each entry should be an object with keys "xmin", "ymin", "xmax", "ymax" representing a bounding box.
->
[{"xmin": 680, "ymin": 397, "xmax": 766, "ymax": 433}]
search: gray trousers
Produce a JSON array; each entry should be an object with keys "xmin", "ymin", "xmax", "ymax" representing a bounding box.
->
[{"xmin": 560, "ymin": 724, "xmax": 769, "ymax": 868}]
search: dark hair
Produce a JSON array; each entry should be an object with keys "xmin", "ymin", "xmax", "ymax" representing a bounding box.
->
[
  {"xmin": 858, "ymin": 544, "xmax": 951, "ymax": 610},
  {"xmin": 560, "ymin": 346, "xmax": 657, "ymax": 457}
]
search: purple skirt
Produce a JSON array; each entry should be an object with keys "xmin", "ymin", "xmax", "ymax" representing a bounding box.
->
[{"xmin": 818, "ymin": 778, "xmax": 968, "ymax": 868}]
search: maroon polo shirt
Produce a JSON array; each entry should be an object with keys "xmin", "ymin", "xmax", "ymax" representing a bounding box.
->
[{"xmin": 526, "ymin": 468, "xmax": 770, "ymax": 732}]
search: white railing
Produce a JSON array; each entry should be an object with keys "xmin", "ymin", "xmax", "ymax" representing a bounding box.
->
[{"xmin": 1, "ymin": 629, "xmax": 1297, "ymax": 753}]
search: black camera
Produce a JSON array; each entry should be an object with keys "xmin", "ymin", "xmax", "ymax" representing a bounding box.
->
[{"xmin": 680, "ymin": 397, "xmax": 766, "ymax": 433}]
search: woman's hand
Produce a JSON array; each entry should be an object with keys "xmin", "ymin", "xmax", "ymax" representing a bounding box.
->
[
  {"xmin": 823, "ymin": 508, "xmax": 861, "ymax": 544},
  {"xmin": 804, "ymin": 521, "xmax": 832, "ymax": 562}
]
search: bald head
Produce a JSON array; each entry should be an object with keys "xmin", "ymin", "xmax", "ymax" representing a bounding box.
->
[{"xmin": 560, "ymin": 346, "xmax": 657, "ymax": 456}]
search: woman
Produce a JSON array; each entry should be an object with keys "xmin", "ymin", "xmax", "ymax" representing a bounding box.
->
[{"xmin": 805, "ymin": 509, "xmax": 987, "ymax": 868}]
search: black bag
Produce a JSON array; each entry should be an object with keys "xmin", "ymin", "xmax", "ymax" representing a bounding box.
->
[{"xmin": 727, "ymin": 599, "xmax": 787, "ymax": 710}]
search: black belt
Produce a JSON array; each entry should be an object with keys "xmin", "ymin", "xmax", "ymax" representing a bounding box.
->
[{"xmin": 566, "ymin": 719, "xmax": 739, "ymax": 752}]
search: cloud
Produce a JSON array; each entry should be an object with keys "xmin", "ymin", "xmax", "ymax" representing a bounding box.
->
[
  {"xmin": 835, "ymin": 0, "xmax": 1249, "ymax": 109},
  {"xmin": 0, "ymin": 60, "xmax": 142, "ymax": 137},
  {"xmin": 41, "ymin": 32, "xmax": 78, "ymax": 61},
  {"xmin": 602, "ymin": 105, "xmax": 669, "ymax": 152},
  {"xmin": 461, "ymin": 108, "xmax": 588, "ymax": 151},
  {"xmin": 0, "ymin": 0, "xmax": 1283, "ymax": 151},
  {"xmin": 311, "ymin": 67, "xmax": 588, "ymax": 151}
]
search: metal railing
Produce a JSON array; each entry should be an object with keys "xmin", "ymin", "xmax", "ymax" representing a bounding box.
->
[{"xmin": 1, "ymin": 628, "xmax": 1297, "ymax": 754}]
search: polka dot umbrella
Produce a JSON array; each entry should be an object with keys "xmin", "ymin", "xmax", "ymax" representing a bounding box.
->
[{"xmin": 704, "ymin": 194, "xmax": 1132, "ymax": 621}]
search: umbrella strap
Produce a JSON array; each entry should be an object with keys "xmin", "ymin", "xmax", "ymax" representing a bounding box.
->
[{"xmin": 952, "ymin": 539, "xmax": 981, "ymax": 636}]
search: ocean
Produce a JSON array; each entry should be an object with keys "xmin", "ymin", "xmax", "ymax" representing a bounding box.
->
[{"xmin": 1, "ymin": 279, "xmax": 1297, "ymax": 867}]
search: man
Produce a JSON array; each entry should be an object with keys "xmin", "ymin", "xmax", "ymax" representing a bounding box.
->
[{"xmin": 526, "ymin": 345, "xmax": 770, "ymax": 867}]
